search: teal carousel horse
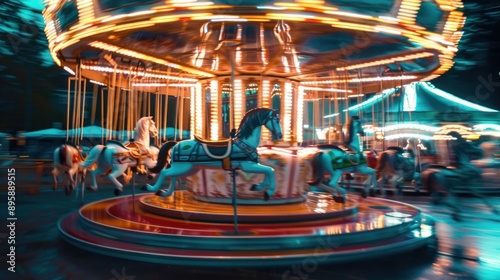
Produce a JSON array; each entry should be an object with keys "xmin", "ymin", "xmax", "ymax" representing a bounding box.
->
[
  {"xmin": 80, "ymin": 116, "xmax": 159, "ymax": 195},
  {"xmin": 144, "ymin": 108, "xmax": 283, "ymax": 200},
  {"xmin": 420, "ymin": 131, "xmax": 488, "ymax": 221},
  {"xmin": 308, "ymin": 116, "xmax": 378, "ymax": 203}
]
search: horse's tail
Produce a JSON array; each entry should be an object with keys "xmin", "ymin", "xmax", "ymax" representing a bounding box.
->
[
  {"xmin": 308, "ymin": 151, "xmax": 325, "ymax": 186},
  {"xmin": 81, "ymin": 145, "xmax": 106, "ymax": 169},
  {"xmin": 148, "ymin": 141, "xmax": 177, "ymax": 173}
]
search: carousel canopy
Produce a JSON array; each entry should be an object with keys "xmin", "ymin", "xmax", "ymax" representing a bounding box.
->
[{"xmin": 42, "ymin": 0, "xmax": 466, "ymax": 94}]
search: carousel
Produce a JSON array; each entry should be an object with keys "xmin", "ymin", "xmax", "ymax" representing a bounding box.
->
[{"xmin": 42, "ymin": 0, "xmax": 469, "ymax": 266}]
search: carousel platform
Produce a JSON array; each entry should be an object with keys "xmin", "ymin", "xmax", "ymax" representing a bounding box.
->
[{"xmin": 58, "ymin": 191, "xmax": 436, "ymax": 267}]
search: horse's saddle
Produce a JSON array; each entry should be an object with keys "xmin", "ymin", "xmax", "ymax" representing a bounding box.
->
[
  {"xmin": 115, "ymin": 141, "xmax": 150, "ymax": 159},
  {"xmin": 327, "ymin": 145, "xmax": 367, "ymax": 168},
  {"xmin": 194, "ymin": 135, "xmax": 231, "ymax": 147},
  {"xmin": 192, "ymin": 134, "xmax": 234, "ymax": 161}
]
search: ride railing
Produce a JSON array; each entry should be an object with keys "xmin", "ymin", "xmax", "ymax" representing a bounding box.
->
[{"xmin": 0, "ymin": 157, "xmax": 153, "ymax": 194}]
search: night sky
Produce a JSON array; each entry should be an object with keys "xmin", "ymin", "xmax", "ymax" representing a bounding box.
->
[{"xmin": 432, "ymin": 0, "xmax": 500, "ymax": 110}]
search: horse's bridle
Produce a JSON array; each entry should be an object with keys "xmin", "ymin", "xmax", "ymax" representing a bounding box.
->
[{"xmin": 263, "ymin": 113, "xmax": 281, "ymax": 140}]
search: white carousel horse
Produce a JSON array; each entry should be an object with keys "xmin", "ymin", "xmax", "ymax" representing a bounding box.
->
[
  {"xmin": 80, "ymin": 116, "xmax": 159, "ymax": 195},
  {"xmin": 144, "ymin": 108, "xmax": 283, "ymax": 200},
  {"xmin": 308, "ymin": 116, "xmax": 378, "ymax": 203},
  {"xmin": 52, "ymin": 143, "xmax": 88, "ymax": 195}
]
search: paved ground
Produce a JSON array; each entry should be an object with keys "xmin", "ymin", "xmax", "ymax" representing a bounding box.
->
[{"xmin": 1, "ymin": 182, "xmax": 500, "ymax": 280}]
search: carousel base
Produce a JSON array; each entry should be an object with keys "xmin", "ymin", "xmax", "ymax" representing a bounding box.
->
[{"xmin": 58, "ymin": 191, "xmax": 436, "ymax": 267}]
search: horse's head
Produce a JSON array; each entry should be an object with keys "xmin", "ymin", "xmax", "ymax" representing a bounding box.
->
[
  {"xmin": 344, "ymin": 116, "xmax": 364, "ymax": 146},
  {"xmin": 350, "ymin": 116, "xmax": 365, "ymax": 136},
  {"xmin": 264, "ymin": 110, "xmax": 283, "ymax": 141},
  {"xmin": 145, "ymin": 116, "xmax": 158, "ymax": 138}
]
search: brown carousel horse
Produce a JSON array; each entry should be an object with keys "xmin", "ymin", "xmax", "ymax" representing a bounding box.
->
[{"xmin": 52, "ymin": 142, "xmax": 88, "ymax": 195}]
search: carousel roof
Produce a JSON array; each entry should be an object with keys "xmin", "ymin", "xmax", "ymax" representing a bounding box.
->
[{"xmin": 42, "ymin": 0, "xmax": 466, "ymax": 94}]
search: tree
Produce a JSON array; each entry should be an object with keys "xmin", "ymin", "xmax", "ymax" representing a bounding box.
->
[{"xmin": 0, "ymin": 0, "xmax": 68, "ymax": 133}]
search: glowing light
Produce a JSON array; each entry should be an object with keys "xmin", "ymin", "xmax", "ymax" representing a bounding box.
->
[
  {"xmin": 426, "ymin": 35, "xmax": 455, "ymax": 46},
  {"xmin": 261, "ymin": 80, "xmax": 271, "ymax": 141},
  {"xmin": 168, "ymin": 84, "xmax": 197, "ymax": 87},
  {"xmin": 132, "ymin": 83, "xmax": 166, "ymax": 87},
  {"xmin": 474, "ymin": 124, "xmax": 500, "ymax": 131},
  {"xmin": 374, "ymin": 26, "xmax": 402, "ymax": 35},
  {"xmin": 324, "ymin": 10, "xmax": 372, "ymax": 19},
  {"xmin": 403, "ymin": 83, "xmax": 417, "ymax": 111},
  {"xmin": 322, "ymin": 113, "xmax": 340, "ymax": 119},
  {"xmin": 89, "ymin": 41, "xmax": 215, "ymax": 77},
  {"xmin": 301, "ymin": 76, "xmax": 417, "ymax": 86},
  {"xmin": 89, "ymin": 80, "xmax": 105, "ymax": 86},
  {"xmin": 257, "ymin": 5, "xmax": 287, "ymax": 10},
  {"xmin": 376, "ymin": 123, "xmax": 440, "ymax": 133},
  {"xmin": 335, "ymin": 88, "xmax": 397, "ymax": 114},
  {"xmin": 64, "ymin": 66, "xmax": 75, "ymax": 75},
  {"xmin": 301, "ymin": 87, "xmax": 352, "ymax": 93},
  {"xmin": 378, "ymin": 16, "xmax": 400, "ymax": 23},
  {"xmin": 234, "ymin": 79, "xmax": 243, "ymax": 129},
  {"xmin": 101, "ymin": 10, "xmax": 157, "ymax": 22},
  {"xmin": 384, "ymin": 133, "xmax": 434, "ymax": 140},
  {"xmin": 76, "ymin": 0, "xmax": 95, "ymax": 23},
  {"xmin": 195, "ymin": 83, "xmax": 203, "ymax": 136},
  {"xmin": 80, "ymin": 65, "xmax": 197, "ymax": 83},
  {"xmin": 283, "ymin": 82, "xmax": 293, "ymax": 142},
  {"xmin": 297, "ymin": 86, "xmax": 305, "ymax": 143},
  {"xmin": 210, "ymin": 80, "xmax": 219, "ymax": 140}
]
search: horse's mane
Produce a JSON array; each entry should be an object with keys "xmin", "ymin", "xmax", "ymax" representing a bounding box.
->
[
  {"xmin": 135, "ymin": 117, "xmax": 149, "ymax": 139},
  {"xmin": 344, "ymin": 116, "xmax": 359, "ymax": 145},
  {"xmin": 106, "ymin": 140, "xmax": 128, "ymax": 149},
  {"xmin": 62, "ymin": 141, "xmax": 79, "ymax": 150},
  {"xmin": 235, "ymin": 108, "xmax": 274, "ymax": 139}
]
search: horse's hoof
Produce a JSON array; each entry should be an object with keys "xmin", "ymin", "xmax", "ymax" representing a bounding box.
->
[
  {"xmin": 155, "ymin": 189, "xmax": 171, "ymax": 197},
  {"xmin": 264, "ymin": 192, "xmax": 270, "ymax": 201},
  {"xmin": 333, "ymin": 196, "xmax": 345, "ymax": 204},
  {"xmin": 369, "ymin": 188, "xmax": 376, "ymax": 197},
  {"xmin": 114, "ymin": 189, "xmax": 122, "ymax": 196},
  {"xmin": 250, "ymin": 184, "xmax": 259, "ymax": 191},
  {"xmin": 361, "ymin": 190, "xmax": 367, "ymax": 198}
]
